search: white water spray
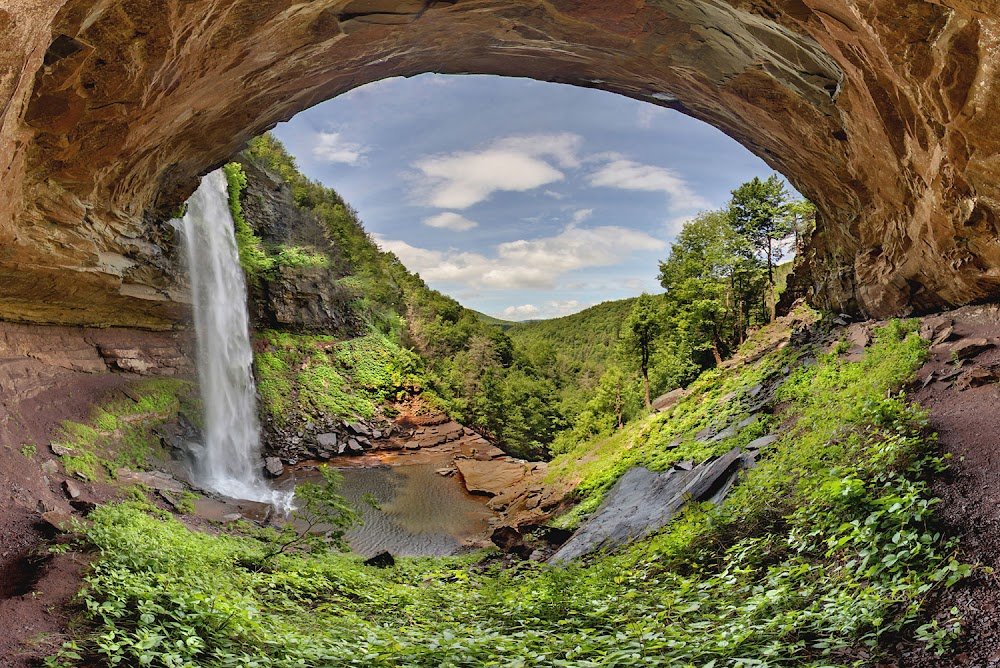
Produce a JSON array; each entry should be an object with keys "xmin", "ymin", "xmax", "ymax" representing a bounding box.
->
[{"xmin": 179, "ymin": 169, "xmax": 292, "ymax": 510}]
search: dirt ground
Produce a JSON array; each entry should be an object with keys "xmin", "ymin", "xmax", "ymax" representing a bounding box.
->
[
  {"xmin": 889, "ymin": 305, "xmax": 1000, "ymax": 667},
  {"xmin": 0, "ymin": 369, "xmax": 141, "ymax": 667}
]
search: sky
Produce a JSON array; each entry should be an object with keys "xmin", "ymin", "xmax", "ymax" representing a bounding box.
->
[{"xmin": 272, "ymin": 74, "xmax": 785, "ymax": 321}]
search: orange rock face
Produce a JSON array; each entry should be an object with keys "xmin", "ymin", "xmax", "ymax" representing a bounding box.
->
[{"xmin": 1, "ymin": 1, "xmax": 1000, "ymax": 324}]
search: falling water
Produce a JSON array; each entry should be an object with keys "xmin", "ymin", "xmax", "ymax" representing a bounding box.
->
[{"xmin": 179, "ymin": 169, "xmax": 291, "ymax": 509}]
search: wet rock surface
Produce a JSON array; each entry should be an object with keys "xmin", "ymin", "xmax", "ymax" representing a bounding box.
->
[{"xmin": 549, "ymin": 449, "xmax": 753, "ymax": 562}]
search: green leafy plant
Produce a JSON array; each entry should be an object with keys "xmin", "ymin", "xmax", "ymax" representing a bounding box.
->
[{"xmin": 257, "ymin": 466, "xmax": 362, "ymax": 562}]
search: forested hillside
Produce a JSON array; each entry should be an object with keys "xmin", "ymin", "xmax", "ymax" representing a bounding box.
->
[
  {"xmin": 227, "ymin": 135, "xmax": 572, "ymax": 459},
  {"xmin": 225, "ymin": 136, "xmax": 812, "ymax": 462}
]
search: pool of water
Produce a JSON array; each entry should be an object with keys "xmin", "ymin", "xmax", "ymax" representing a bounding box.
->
[{"xmin": 288, "ymin": 463, "xmax": 495, "ymax": 557}]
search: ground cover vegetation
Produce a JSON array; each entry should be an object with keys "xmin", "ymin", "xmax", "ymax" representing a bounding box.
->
[
  {"xmin": 48, "ymin": 379, "xmax": 201, "ymax": 482},
  {"xmin": 45, "ymin": 316, "xmax": 969, "ymax": 667}
]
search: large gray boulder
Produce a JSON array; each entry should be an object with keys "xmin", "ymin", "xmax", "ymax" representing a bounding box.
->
[{"xmin": 550, "ymin": 448, "xmax": 748, "ymax": 562}]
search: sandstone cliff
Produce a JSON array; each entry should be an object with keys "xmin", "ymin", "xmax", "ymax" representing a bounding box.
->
[{"xmin": 2, "ymin": 1, "xmax": 1000, "ymax": 324}]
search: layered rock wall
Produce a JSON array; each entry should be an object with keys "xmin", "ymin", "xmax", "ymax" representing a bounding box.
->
[
  {"xmin": 2, "ymin": 1, "xmax": 1000, "ymax": 321},
  {"xmin": 0, "ymin": 321, "xmax": 193, "ymax": 453}
]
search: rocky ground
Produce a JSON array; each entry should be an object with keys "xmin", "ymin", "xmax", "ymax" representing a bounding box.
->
[
  {"xmin": 887, "ymin": 305, "xmax": 1000, "ymax": 667},
  {"xmin": 0, "ymin": 320, "xmax": 192, "ymax": 668}
]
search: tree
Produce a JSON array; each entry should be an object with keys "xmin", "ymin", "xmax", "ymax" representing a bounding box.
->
[
  {"xmin": 658, "ymin": 210, "xmax": 764, "ymax": 364},
  {"xmin": 787, "ymin": 197, "xmax": 816, "ymax": 252},
  {"xmin": 623, "ymin": 293, "xmax": 663, "ymax": 408},
  {"xmin": 259, "ymin": 466, "xmax": 361, "ymax": 563},
  {"xmin": 727, "ymin": 175, "xmax": 792, "ymax": 321}
]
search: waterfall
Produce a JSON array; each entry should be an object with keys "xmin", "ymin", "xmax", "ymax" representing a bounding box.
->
[{"xmin": 179, "ymin": 169, "xmax": 291, "ymax": 509}]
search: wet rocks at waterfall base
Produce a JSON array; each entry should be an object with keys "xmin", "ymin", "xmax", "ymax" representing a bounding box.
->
[{"xmin": 263, "ymin": 405, "xmax": 492, "ymax": 466}]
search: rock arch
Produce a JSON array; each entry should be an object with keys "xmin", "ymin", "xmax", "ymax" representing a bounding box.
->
[{"xmin": 1, "ymin": 0, "xmax": 996, "ymax": 326}]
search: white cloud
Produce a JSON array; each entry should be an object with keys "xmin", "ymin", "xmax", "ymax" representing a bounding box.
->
[
  {"xmin": 493, "ymin": 134, "xmax": 582, "ymax": 168},
  {"xmin": 501, "ymin": 304, "xmax": 541, "ymax": 320},
  {"xmin": 375, "ymin": 225, "xmax": 665, "ymax": 291},
  {"xmin": 571, "ymin": 208, "xmax": 593, "ymax": 224},
  {"xmin": 500, "ymin": 300, "xmax": 588, "ymax": 320},
  {"xmin": 544, "ymin": 300, "xmax": 584, "ymax": 317},
  {"xmin": 410, "ymin": 133, "xmax": 583, "ymax": 209},
  {"xmin": 589, "ymin": 159, "xmax": 710, "ymax": 211},
  {"xmin": 423, "ymin": 212, "xmax": 478, "ymax": 231},
  {"xmin": 544, "ymin": 190, "xmax": 566, "ymax": 200},
  {"xmin": 666, "ymin": 214, "xmax": 696, "ymax": 235},
  {"xmin": 637, "ymin": 105, "xmax": 665, "ymax": 129},
  {"xmin": 313, "ymin": 132, "xmax": 368, "ymax": 165}
]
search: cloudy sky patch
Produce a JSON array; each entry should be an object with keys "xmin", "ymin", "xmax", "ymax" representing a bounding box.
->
[
  {"xmin": 274, "ymin": 75, "xmax": 787, "ymax": 320},
  {"xmin": 423, "ymin": 212, "xmax": 478, "ymax": 231},
  {"xmin": 313, "ymin": 131, "xmax": 368, "ymax": 165}
]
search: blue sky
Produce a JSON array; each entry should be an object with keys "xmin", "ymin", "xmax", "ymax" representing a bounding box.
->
[{"xmin": 273, "ymin": 74, "xmax": 783, "ymax": 321}]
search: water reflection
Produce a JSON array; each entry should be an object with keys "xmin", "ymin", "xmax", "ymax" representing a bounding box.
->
[{"xmin": 291, "ymin": 464, "xmax": 494, "ymax": 557}]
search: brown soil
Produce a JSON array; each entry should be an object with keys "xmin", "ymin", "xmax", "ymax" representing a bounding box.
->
[
  {"xmin": 0, "ymin": 368, "xmax": 143, "ymax": 667},
  {"xmin": 894, "ymin": 306, "xmax": 1000, "ymax": 667}
]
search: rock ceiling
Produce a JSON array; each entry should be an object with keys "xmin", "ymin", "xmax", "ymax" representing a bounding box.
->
[{"xmin": 2, "ymin": 0, "xmax": 999, "ymax": 326}]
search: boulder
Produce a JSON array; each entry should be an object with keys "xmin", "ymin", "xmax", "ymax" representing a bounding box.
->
[
  {"xmin": 347, "ymin": 422, "xmax": 372, "ymax": 437},
  {"xmin": 70, "ymin": 499, "xmax": 97, "ymax": 515},
  {"xmin": 951, "ymin": 338, "xmax": 994, "ymax": 360},
  {"xmin": 846, "ymin": 323, "xmax": 873, "ymax": 349},
  {"xmin": 746, "ymin": 434, "xmax": 780, "ymax": 451},
  {"xmin": 40, "ymin": 510, "xmax": 75, "ymax": 533},
  {"xmin": 62, "ymin": 480, "xmax": 81, "ymax": 499},
  {"xmin": 550, "ymin": 449, "xmax": 746, "ymax": 562},
  {"xmin": 651, "ymin": 387, "xmax": 689, "ymax": 413},
  {"xmin": 364, "ymin": 551, "xmax": 395, "ymax": 568},
  {"xmin": 116, "ymin": 469, "xmax": 186, "ymax": 493},
  {"xmin": 263, "ymin": 457, "xmax": 284, "ymax": 477},
  {"xmin": 490, "ymin": 526, "xmax": 523, "ymax": 552},
  {"xmin": 920, "ymin": 317, "xmax": 953, "ymax": 341},
  {"xmin": 317, "ymin": 432, "xmax": 339, "ymax": 448},
  {"xmin": 955, "ymin": 365, "xmax": 1000, "ymax": 391},
  {"xmin": 455, "ymin": 459, "xmax": 529, "ymax": 496}
]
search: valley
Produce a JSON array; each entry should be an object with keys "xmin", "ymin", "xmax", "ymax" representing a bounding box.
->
[{"xmin": 4, "ymin": 3, "xmax": 1000, "ymax": 666}]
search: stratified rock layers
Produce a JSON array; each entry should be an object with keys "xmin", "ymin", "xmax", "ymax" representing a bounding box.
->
[{"xmin": 2, "ymin": 1, "xmax": 1000, "ymax": 323}]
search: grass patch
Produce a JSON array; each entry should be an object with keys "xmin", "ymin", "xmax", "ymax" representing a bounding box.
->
[
  {"xmin": 52, "ymin": 379, "xmax": 198, "ymax": 482},
  {"xmin": 254, "ymin": 329, "xmax": 424, "ymax": 425}
]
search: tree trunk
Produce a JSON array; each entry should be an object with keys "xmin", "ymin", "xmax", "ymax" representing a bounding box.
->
[
  {"xmin": 711, "ymin": 335, "xmax": 723, "ymax": 366},
  {"xmin": 615, "ymin": 382, "xmax": 623, "ymax": 429},
  {"xmin": 642, "ymin": 366, "xmax": 651, "ymax": 408},
  {"xmin": 767, "ymin": 236, "xmax": 776, "ymax": 322}
]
